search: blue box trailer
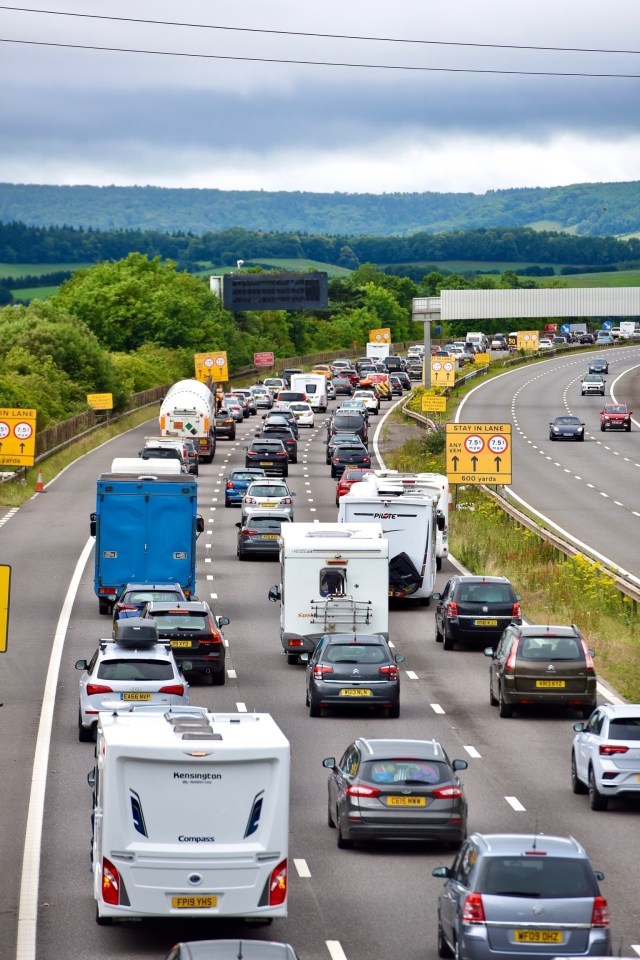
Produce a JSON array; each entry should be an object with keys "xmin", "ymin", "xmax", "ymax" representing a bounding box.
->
[{"xmin": 90, "ymin": 473, "xmax": 204, "ymax": 616}]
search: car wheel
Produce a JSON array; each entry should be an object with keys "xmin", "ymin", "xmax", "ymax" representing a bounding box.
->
[
  {"xmin": 327, "ymin": 798, "xmax": 336, "ymax": 828},
  {"xmin": 549, "ymin": 434, "xmax": 555, "ymax": 441},
  {"xmin": 387, "ymin": 702, "xmax": 400, "ymax": 719},
  {"xmin": 435, "ymin": 622, "xmax": 444, "ymax": 643},
  {"xmin": 498, "ymin": 686, "xmax": 513, "ymax": 718},
  {"xmin": 600, "ymin": 424, "xmax": 606, "ymax": 431},
  {"xmin": 309, "ymin": 697, "xmax": 321, "ymax": 718},
  {"xmin": 330, "ymin": 468, "xmax": 336, "ymax": 478},
  {"xmin": 571, "ymin": 751, "xmax": 588, "ymax": 794},
  {"xmin": 336, "ymin": 824, "xmax": 353, "ymax": 849},
  {"xmin": 489, "ymin": 676, "xmax": 498, "ymax": 706},
  {"xmin": 443, "ymin": 631, "xmax": 454, "ymax": 651},
  {"xmin": 579, "ymin": 435, "xmax": 584, "ymax": 441},
  {"xmin": 211, "ymin": 670, "xmax": 226, "ymax": 686},
  {"xmin": 98, "ymin": 599, "xmax": 112, "ymax": 616},
  {"xmin": 438, "ymin": 919, "xmax": 454, "ymax": 958},
  {"xmin": 78, "ymin": 713, "xmax": 95, "ymax": 742},
  {"xmin": 627, "ymin": 424, "xmax": 632, "ymax": 432},
  {"xmin": 286, "ymin": 653, "xmax": 299, "ymax": 665},
  {"xmin": 588, "ymin": 767, "xmax": 608, "ymax": 810},
  {"xmin": 436, "ymin": 557, "xmax": 442, "ymax": 570}
]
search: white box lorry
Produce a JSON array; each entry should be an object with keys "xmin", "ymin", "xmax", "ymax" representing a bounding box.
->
[
  {"xmin": 268, "ymin": 522, "xmax": 389, "ymax": 664},
  {"xmin": 338, "ymin": 477, "xmax": 440, "ymax": 601},
  {"xmin": 88, "ymin": 706, "xmax": 290, "ymax": 924},
  {"xmin": 366, "ymin": 342, "xmax": 393, "ymax": 361},
  {"xmin": 289, "ymin": 373, "xmax": 328, "ymax": 413},
  {"xmin": 374, "ymin": 470, "xmax": 449, "ymax": 568}
]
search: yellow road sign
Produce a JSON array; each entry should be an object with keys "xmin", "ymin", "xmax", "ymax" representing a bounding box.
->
[
  {"xmin": 0, "ymin": 564, "xmax": 10, "ymax": 652},
  {"xmin": 369, "ymin": 327, "xmax": 391, "ymax": 343},
  {"xmin": 446, "ymin": 422, "xmax": 512, "ymax": 484},
  {"xmin": 0, "ymin": 408, "xmax": 37, "ymax": 467},
  {"xmin": 517, "ymin": 331, "xmax": 539, "ymax": 351},
  {"xmin": 87, "ymin": 393, "xmax": 113, "ymax": 410},
  {"xmin": 474, "ymin": 352, "xmax": 490, "ymax": 365},
  {"xmin": 195, "ymin": 351, "xmax": 228, "ymax": 383},
  {"xmin": 430, "ymin": 358, "xmax": 455, "ymax": 385},
  {"xmin": 421, "ymin": 395, "xmax": 447, "ymax": 413}
]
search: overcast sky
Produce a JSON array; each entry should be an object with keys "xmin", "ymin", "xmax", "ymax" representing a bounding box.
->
[{"xmin": 1, "ymin": 1, "xmax": 639, "ymax": 195}]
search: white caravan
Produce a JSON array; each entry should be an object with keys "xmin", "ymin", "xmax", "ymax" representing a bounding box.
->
[
  {"xmin": 268, "ymin": 522, "xmax": 389, "ymax": 664},
  {"xmin": 89, "ymin": 706, "xmax": 290, "ymax": 923},
  {"xmin": 374, "ymin": 470, "xmax": 449, "ymax": 568},
  {"xmin": 366, "ymin": 342, "xmax": 393, "ymax": 361},
  {"xmin": 289, "ymin": 373, "xmax": 328, "ymax": 413},
  {"xmin": 338, "ymin": 478, "xmax": 439, "ymax": 602}
]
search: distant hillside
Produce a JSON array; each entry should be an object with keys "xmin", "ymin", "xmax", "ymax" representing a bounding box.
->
[{"xmin": 1, "ymin": 181, "xmax": 639, "ymax": 238}]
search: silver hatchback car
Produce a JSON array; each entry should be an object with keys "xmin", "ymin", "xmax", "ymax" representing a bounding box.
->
[{"xmin": 433, "ymin": 833, "xmax": 610, "ymax": 960}]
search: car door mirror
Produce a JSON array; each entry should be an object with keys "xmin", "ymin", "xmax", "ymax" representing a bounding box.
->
[
  {"xmin": 87, "ymin": 767, "xmax": 96, "ymax": 789},
  {"xmin": 75, "ymin": 659, "xmax": 89, "ymax": 671},
  {"xmin": 432, "ymin": 866, "xmax": 452, "ymax": 879},
  {"xmin": 235, "ymin": 522, "xmax": 242, "ymax": 529},
  {"xmin": 89, "ymin": 512, "xmax": 97, "ymax": 537},
  {"xmin": 573, "ymin": 721, "xmax": 586, "ymax": 732},
  {"xmin": 483, "ymin": 647, "xmax": 495, "ymax": 658},
  {"xmin": 322, "ymin": 757, "xmax": 336, "ymax": 769},
  {"xmin": 196, "ymin": 515, "xmax": 205, "ymax": 535},
  {"xmin": 452, "ymin": 759, "xmax": 468, "ymax": 771},
  {"xmin": 395, "ymin": 654, "xmax": 405, "ymax": 664},
  {"xmin": 432, "ymin": 592, "xmax": 442, "ymax": 601},
  {"xmin": 268, "ymin": 586, "xmax": 281, "ymax": 602},
  {"xmin": 217, "ymin": 617, "xmax": 230, "ymax": 627}
]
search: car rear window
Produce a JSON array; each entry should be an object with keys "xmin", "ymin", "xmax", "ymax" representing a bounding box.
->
[
  {"xmin": 455, "ymin": 584, "xmax": 514, "ymax": 603},
  {"xmin": 324, "ymin": 643, "xmax": 387, "ymax": 664},
  {"xmin": 478, "ymin": 857, "xmax": 596, "ymax": 898},
  {"xmin": 247, "ymin": 517, "xmax": 287, "ymax": 530},
  {"xmin": 126, "ymin": 591, "xmax": 182, "ymax": 604},
  {"xmin": 362, "ymin": 759, "xmax": 448, "ymax": 786},
  {"xmin": 247, "ymin": 485, "xmax": 288, "ymax": 497},
  {"xmin": 149, "ymin": 613, "xmax": 209, "ymax": 633},
  {"xmin": 98, "ymin": 659, "xmax": 175, "ymax": 681},
  {"xmin": 252, "ymin": 442, "xmax": 284, "ymax": 451},
  {"xmin": 609, "ymin": 718, "xmax": 640, "ymax": 740},
  {"xmin": 517, "ymin": 637, "xmax": 582, "ymax": 661}
]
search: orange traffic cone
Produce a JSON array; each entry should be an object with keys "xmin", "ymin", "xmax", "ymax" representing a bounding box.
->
[{"xmin": 35, "ymin": 470, "xmax": 46, "ymax": 493}]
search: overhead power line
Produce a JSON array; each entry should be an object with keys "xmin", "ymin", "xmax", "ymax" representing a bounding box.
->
[
  {"xmin": 0, "ymin": 5, "xmax": 639, "ymax": 56},
  {"xmin": 1, "ymin": 35, "xmax": 639, "ymax": 77}
]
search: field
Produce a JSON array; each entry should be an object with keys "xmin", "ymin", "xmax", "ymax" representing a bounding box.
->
[
  {"xmin": 538, "ymin": 270, "xmax": 640, "ymax": 287},
  {"xmin": 0, "ymin": 262, "xmax": 90, "ymax": 278}
]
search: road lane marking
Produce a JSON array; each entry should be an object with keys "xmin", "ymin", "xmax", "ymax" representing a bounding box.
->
[
  {"xmin": 236, "ymin": 702, "xmax": 247, "ymax": 712},
  {"xmin": 406, "ymin": 670, "xmax": 419, "ymax": 680},
  {"xmin": 430, "ymin": 703, "xmax": 445, "ymax": 714},
  {"xmin": 464, "ymin": 746, "xmax": 482, "ymax": 759},
  {"xmin": 326, "ymin": 943, "xmax": 348, "ymax": 960},
  {"xmin": 294, "ymin": 859, "xmax": 311, "ymax": 878},
  {"xmin": 505, "ymin": 796, "xmax": 526, "ymax": 811}
]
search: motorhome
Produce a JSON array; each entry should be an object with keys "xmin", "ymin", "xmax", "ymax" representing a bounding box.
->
[
  {"xmin": 268, "ymin": 523, "xmax": 389, "ymax": 664},
  {"xmin": 338, "ymin": 476, "xmax": 440, "ymax": 602},
  {"xmin": 89, "ymin": 706, "xmax": 290, "ymax": 923},
  {"xmin": 374, "ymin": 470, "xmax": 449, "ymax": 568},
  {"xmin": 289, "ymin": 373, "xmax": 328, "ymax": 413}
]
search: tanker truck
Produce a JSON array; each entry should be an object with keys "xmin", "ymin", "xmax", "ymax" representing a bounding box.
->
[{"xmin": 159, "ymin": 379, "xmax": 217, "ymax": 463}]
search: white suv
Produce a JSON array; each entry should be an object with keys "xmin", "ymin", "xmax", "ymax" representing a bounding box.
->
[
  {"xmin": 581, "ymin": 374, "xmax": 606, "ymax": 396},
  {"xmin": 572, "ymin": 703, "xmax": 640, "ymax": 810}
]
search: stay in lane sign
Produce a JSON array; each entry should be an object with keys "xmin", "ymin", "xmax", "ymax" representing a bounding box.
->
[
  {"xmin": 446, "ymin": 422, "xmax": 512, "ymax": 484},
  {"xmin": 0, "ymin": 408, "xmax": 37, "ymax": 467}
]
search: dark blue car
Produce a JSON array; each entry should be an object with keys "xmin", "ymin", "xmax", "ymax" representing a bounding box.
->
[{"xmin": 224, "ymin": 468, "xmax": 267, "ymax": 507}]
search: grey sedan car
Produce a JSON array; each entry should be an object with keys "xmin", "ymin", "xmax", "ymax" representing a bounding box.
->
[
  {"xmin": 433, "ymin": 832, "xmax": 610, "ymax": 960},
  {"xmin": 165, "ymin": 941, "xmax": 300, "ymax": 960}
]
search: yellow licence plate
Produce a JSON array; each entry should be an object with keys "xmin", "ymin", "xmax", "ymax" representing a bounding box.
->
[
  {"xmin": 387, "ymin": 796, "xmax": 426, "ymax": 806},
  {"xmin": 536, "ymin": 680, "xmax": 566, "ymax": 688},
  {"xmin": 259, "ymin": 461, "xmax": 272, "ymax": 466},
  {"xmin": 171, "ymin": 895, "xmax": 217, "ymax": 909},
  {"xmin": 170, "ymin": 639, "xmax": 193, "ymax": 648},
  {"xmin": 122, "ymin": 692, "xmax": 152, "ymax": 701},
  {"xmin": 262, "ymin": 534, "xmax": 279, "ymax": 540},
  {"xmin": 339, "ymin": 688, "xmax": 372, "ymax": 697},
  {"xmin": 261, "ymin": 502, "xmax": 277, "ymax": 507},
  {"xmin": 515, "ymin": 931, "xmax": 562, "ymax": 944},
  {"xmin": 474, "ymin": 619, "xmax": 498, "ymax": 626}
]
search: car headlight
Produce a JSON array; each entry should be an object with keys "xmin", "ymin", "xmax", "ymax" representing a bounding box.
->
[
  {"xmin": 552, "ymin": 426, "xmax": 560, "ymax": 433},
  {"xmin": 578, "ymin": 427, "xmax": 584, "ymax": 433}
]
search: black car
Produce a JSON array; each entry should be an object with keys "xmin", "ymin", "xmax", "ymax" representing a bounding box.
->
[
  {"xmin": 257, "ymin": 425, "xmax": 298, "ymax": 463},
  {"xmin": 579, "ymin": 332, "xmax": 595, "ymax": 344},
  {"xmin": 214, "ymin": 407, "xmax": 236, "ymax": 440},
  {"xmin": 332, "ymin": 376, "xmax": 353, "ymax": 396},
  {"xmin": 304, "ymin": 633, "xmax": 404, "ymax": 717},
  {"xmin": 549, "ymin": 415, "xmax": 585, "ymax": 441},
  {"xmin": 141, "ymin": 600, "xmax": 229, "ymax": 684},
  {"xmin": 406, "ymin": 362, "xmax": 424, "ymax": 381},
  {"xmin": 236, "ymin": 513, "xmax": 292, "ymax": 560},
  {"xmin": 244, "ymin": 438, "xmax": 289, "ymax": 477},
  {"xmin": 433, "ymin": 575, "xmax": 522, "ymax": 650},
  {"xmin": 393, "ymin": 370, "xmax": 411, "ymax": 390},
  {"xmin": 262, "ymin": 410, "xmax": 299, "ymax": 438},
  {"xmin": 389, "ymin": 375, "xmax": 403, "ymax": 396},
  {"xmin": 330, "ymin": 442, "xmax": 372, "ymax": 478},
  {"xmin": 324, "ymin": 432, "xmax": 364, "ymax": 464},
  {"xmin": 323, "ymin": 736, "xmax": 468, "ymax": 848},
  {"xmin": 327, "ymin": 410, "xmax": 368, "ymax": 446},
  {"xmin": 589, "ymin": 357, "xmax": 609, "ymax": 374}
]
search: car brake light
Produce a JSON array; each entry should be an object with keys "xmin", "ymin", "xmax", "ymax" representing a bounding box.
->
[
  {"xmin": 244, "ymin": 496, "xmax": 257, "ymax": 504},
  {"xmin": 101, "ymin": 857, "xmax": 121, "ymax": 905},
  {"xmin": 159, "ymin": 684, "xmax": 185, "ymax": 696},
  {"xmin": 580, "ymin": 639, "xmax": 595, "ymax": 673},
  {"xmin": 269, "ymin": 859, "xmax": 288, "ymax": 907},
  {"xmin": 87, "ymin": 683, "xmax": 113, "ymax": 696},
  {"xmin": 242, "ymin": 528, "xmax": 258, "ymax": 537},
  {"xmin": 346, "ymin": 784, "xmax": 380, "ymax": 798},
  {"xmin": 432, "ymin": 785, "xmax": 463, "ymax": 799},
  {"xmin": 591, "ymin": 896, "xmax": 609, "ymax": 927},
  {"xmin": 379, "ymin": 664, "xmax": 398, "ymax": 679},
  {"xmin": 599, "ymin": 744, "xmax": 629, "ymax": 756},
  {"xmin": 226, "ymin": 481, "xmax": 235, "ymax": 489},
  {"xmin": 505, "ymin": 637, "xmax": 520, "ymax": 671},
  {"xmin": 511, "ymin": 601, "xmax": 521, "ymax": 618},
  {"xmin": 280, "ymin": 497, "xmax": 292, "ymax": 505},
  {"xmin": 445, "ymin": 601, "xmax": 458, "ymax": 618},
  {"xmin": 116, "ymin": 602, "xmax": 138, "ymax": 612},
  {"xmin": 313, "ymin": 664, "xmax": 333, "ymax": 679},
  {"xmin": 461, "ymin": 892, "xmax": 485, "ymax": 924}
]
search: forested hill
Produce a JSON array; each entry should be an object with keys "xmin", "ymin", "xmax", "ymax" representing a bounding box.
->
[{"xmin": 1, "ymin": 181, "xmax": 639, "ymax": 238}]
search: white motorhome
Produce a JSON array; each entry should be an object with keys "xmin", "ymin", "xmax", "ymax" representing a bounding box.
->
[
  {"xmin": 289, "ymin": 373, "xmax": 327, "ymax": 413},
  {"xmin": 366, "ymin": 342, "xmax": 393, "ymax": 361},
  {"xmin": 374, "ymin": 470, "xmax": 449, "ymax": 568},
  {"xmin": 268, "ymin": 523, "xmax": 389, "ymax": 664},
  {"xmin": 110, "ymin": 458, "xmax": 182, "ymax": 476},
  {"xmin": 89, "ymin": 706, "xmax": 290, "ymax": 924},
  {"xmin": 338, "ymin": 477, "xmax": 439, "ymax": 602}
]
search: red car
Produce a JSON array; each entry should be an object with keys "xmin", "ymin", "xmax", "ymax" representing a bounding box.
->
[
  {"xmin": 600, "ymin": 403, "xmax": 633, "ymax": 432},
  {"xmin": 335, "ymin": 467, "xmax": 374, "ymax": 506}
]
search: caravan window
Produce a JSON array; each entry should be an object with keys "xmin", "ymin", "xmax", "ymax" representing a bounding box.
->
[{"xmin": 319, "ymin": 568, "xmax": 346, "ymax": 597}]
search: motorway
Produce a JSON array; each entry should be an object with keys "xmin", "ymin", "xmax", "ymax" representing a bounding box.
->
[{"xmin": 1, "ymin": 356, "xmax": 639, "ymax": 960}]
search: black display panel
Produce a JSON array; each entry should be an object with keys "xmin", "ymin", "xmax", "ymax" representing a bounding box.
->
[{"xmin": 223, "ymin": 272, "xmax": 329, "ymax": 311}]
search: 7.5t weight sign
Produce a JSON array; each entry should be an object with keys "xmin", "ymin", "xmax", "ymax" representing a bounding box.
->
[{"xmin": 446, "ymin": 422, "xmax": 512, "ymax": 484}]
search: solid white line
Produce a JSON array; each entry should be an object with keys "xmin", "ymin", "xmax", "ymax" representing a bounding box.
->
[
  {"xmin": 464, "ymin": 746, "xmax": 482, "ymax": 759},
  {"xmin": 326, "ymin": 942, "xmax": 348, "ymax": 960},
  {"xmin": 17, "ymin": 536, "xmax": 94, "ymax": 960},
  {"xmin": 293, "ymin": 859, "xmax": 311, "ymax": 878},
  {"xmin": 505, "ymin": 796, "xmax": 526, "ymax": 811}
]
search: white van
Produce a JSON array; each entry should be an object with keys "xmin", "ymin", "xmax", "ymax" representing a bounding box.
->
[
  {"xmin": 89, "ymin": 706, "xmax": 290, "ymax": 923},
  {"xmin": 268, "ymin": 523, "xmax": 389, "ymax": 663},
  {"xmin": 289, "ymin": 373, "xmax": 328, "ymax": 412}
]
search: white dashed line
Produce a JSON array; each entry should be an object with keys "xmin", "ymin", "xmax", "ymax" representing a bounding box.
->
[
  {"xmin": 206, "ymin": 574, "xmax": 213, "ymax": 581},
  {"xmin": 405, "ymin": 670, "xmax": 419, "ymax": 680},
  {"xmin": 505, "ymin": 796, "xmax": 526, "ymax": 812},
  {"xmin": 294, "ymin": 859, "xmax": 311, "ymax": 878},
  {"xmin": 464, "ymin": 746, "xmax": 482, "ymax": 759},
  {"xmin": 326, "ymin": 943, "xmax": 348, "ymax": 960},
  {"xmin": 430, "ymin": 703, "xmax": 445, "ymax": 714}
]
